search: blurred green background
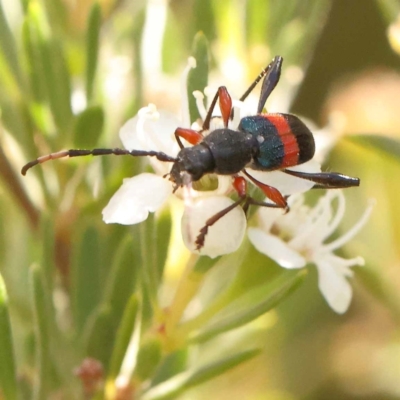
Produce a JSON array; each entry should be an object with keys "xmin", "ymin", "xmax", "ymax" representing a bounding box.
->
[{"xmin": 1, "ymin": 0, "xmax": 400, "ymax": 399}]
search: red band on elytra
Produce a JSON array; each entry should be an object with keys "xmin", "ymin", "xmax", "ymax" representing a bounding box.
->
[{"xmin": 267, "ymin": 114, "xmax": 300, "ymax": 167}]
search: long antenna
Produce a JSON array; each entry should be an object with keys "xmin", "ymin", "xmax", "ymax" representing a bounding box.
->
[{"xmin": 21, "ymin": 148, "xmax": 177, "ymax": 175}]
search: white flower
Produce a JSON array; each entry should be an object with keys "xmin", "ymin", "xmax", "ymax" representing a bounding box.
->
[
  {"xmin": 102, "ymin": 58, "xmax": 322, "ymax": 258},
  {"xmin": 248, "ymin": 191, "xmax": 374, "ymax": 313}
]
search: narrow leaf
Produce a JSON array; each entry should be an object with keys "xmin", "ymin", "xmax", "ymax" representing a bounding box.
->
[
  {"xmin": 104, "ymin": 234, "xmax": 138, "ymax": 324},
  {"xmin": 151, "ymin": 349, "xmax": 188, "ymax": 387},
  {"xmin": 183, "ymin": 349, "xmax": 260, "ymax": 388},
  {"xmin": 39, "ymin": 213, "xmax": 55, "ymax": 290},
  {"xmin": 155, "ymin": 209, "xmax": 172, "ymax": 285},
  {"xmin": 42, "ymin": 0, "xmax": 67, "ymax": 34},
  {"xmin": 135, "ymin": 338, "xmax": 163, "ymax": 381},
  {"xmin": 0, "ymin": 274, "xmax": 17, "ymax": 400},
  {"xmin": 192, "ymin": 255, "xmax": 220, "ymax": 275},
  {"xmin": 0, "ymin": 3, "xmax": 24, "ymax": 91},
  {"xmin": 143, "ymin": 349, "xmax": 260, "ymax": 400},
  {"xmin": 85, "ymin": 3, "xmax": 102, "ymax": 103},
  {"xmin": 72, "ymin": 226, "xmax": 103, "ymax": 334},
  {"xmin": 108, "ymin": 294, "xmax": 139, "ymax": 379},
  {"xmin": 73, "ymin": 106, "xmax": 104, "ymax": 148},
  {"xmin": 45, "ymin": 38, "xmax": 73, "ymax": 135},
  {"xmin": 191, "ymin": 270, "xmax": 305, "ymax": 343},
  {"xmin": 84, "ymin": 305, "xmax": 115, "ymax": 368},
  {"xmin": 187, "ymin": 32, "xmax": 209, "ymax": 124},
  {"xmin": 30, "ymin": 264, "xmax": 51, "ymax": 400},
  {"xmin": 138, "ymin": 215, "xmax": 159, "ymax": 317},
  {"xmin": 27, "ymin": 4, "xmax": 72, "ymax": 135}
]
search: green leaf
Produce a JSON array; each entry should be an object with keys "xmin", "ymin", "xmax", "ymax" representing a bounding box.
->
[
  {"xmin": 108, "ymin": 294, "xmax": 139, "ymax": 379},
  {"xmin": 0, "ymin": 274, "xmax": 17, "ymax": 400},
  {"xmin": 72, "ymin": 225, "xmax": 103, "ymax": 334},
  {"xmin": 85, "ymin": 3, "xmax": 102, "ymax": 103},
  {"xmin": 30, "ymin": 264, "xmax": 52, "ymax": 400},
  {"xmin": 155, "ymin": 209, "xmax": 173, "ymax": 285},
  {"xmin": 44, "ymin": 38, "xmax": 73, "ymax": 135},
  {"xmin": 131, "ymin": 7, "xmax": 146, "ymax": 113},
  {"xmin": 192, "ymin": 255, "xmax": 220, "ymax": 275},
  {"xmin": 84, "ymin": 305, "xmax": 115, "ymax": 368},
  {"xmin": 187, "ymin": 32, "xmax": 209, "ymax": 124},
  {"xmin": 151, "ymin": 349, "xmax": 188, "ymax": 387},
  {"xmin": 138, "ymin": 214, "xmax": 163, "ymax": 317},
  {"xmin": 0, "ymin": 2, "xmax": 24, "ymax": 92},
  {"xmin": 104, "ymin": 234, "xmax": 138, "ymax": 323},
  {"xmin": 73, "ymin": 106, "xmax": 104, "ymax": 148},
  {"xmin": 30, "ymin": 262, "xmax": 79, "ymax": 399},
  {"xmin": 39, "ymin": 213, "xmax": 55, "ymax": 290},
  {"xmin": 26, "ymin": 4, "xmax": 72, "ymax": 135},
  {"xmin": 190, "ymin": 270, "xmax": 306, "ymax": 343},
  {"xmin": 135, "ymin": 337, "xmax": 163, "ymax": 381},
  {"xmin": 192, "ymin": 0, "xmax": 216, "ymax": 43},
  {"xmin": 349, "ymin": 134, "xmax": 400, "ymax": 163},
  {"xmin": 42, "ymin": 0, "xmax": 68, "ymax": 34},
  {"xmin": 22, "ymin": 16, "xmax": 46, "ymax": 103},
  {"xmin": 142, "ymin": 349, "xmax": 260, "ymax": 400}
]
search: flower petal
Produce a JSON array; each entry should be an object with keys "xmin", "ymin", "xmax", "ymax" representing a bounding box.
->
[
  {"xmin": 315, "ymin": 255, "xmax": 354, "ymax": 314},
  {"xmin": 120, "ymin": 108, "xmax": 180, "ymax": 156},
  {"xmin": 248, "ymin": 228, "xmax": 306, "ymax": 269},
  {"xmin": 181, "ymin": 196, "xmax": 246, "ymax": 258},
  {"xmin": 102, "ymin": 173, "xmax": 172, "ymax": 225},
  {"xmin": 247, "ymin": 159, "xmax": 321, "ymax": 196}
]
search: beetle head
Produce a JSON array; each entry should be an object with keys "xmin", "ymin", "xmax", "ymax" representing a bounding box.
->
[{"xmin": 169, "ymin": 146, "xmax": 214, "ymax": 191}]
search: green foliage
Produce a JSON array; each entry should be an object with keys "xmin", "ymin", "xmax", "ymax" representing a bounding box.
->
[
  {"xmin": 0, "ymin": 274, "xmax": 17, "ymax": 400},
  {"xmin": 0, "ymin": 0, "xmax": 398, "ymax": 399},
  {"xmin": 73, "ymin": 106, "xmax": 104, "ymax": 148},
  {"xmin": 85, "ymin": 2, "xmax": 102, "ymax": 104}
]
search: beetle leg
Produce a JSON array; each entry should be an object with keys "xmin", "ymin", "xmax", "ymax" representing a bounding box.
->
[
  {"xmin": 195, "ymin": 197, "xmax": 245, "ymax": 250},
  {"xmin": 232, "ymin": 175, "xmax": 247, "ymax": 198},
  {"xmin": 243, "ymin": 170, "xmax": 289, "ymax": 211},
  {"xmin": 174, "ymin": 127, "xmax": 203, "ymax": 149},
  {"xmin": 283, "ymin": 169, "xmax": 360, "ymax": 189},
  {"xmin": 244, "ymin": 197, "xmax": 285, "ymax": 210},
  {"xmin": 194, "ymin": 176, "xmax": 246, "ymax": 250},
  {"xmin": 232, "ymin": 175, "xmax": 282, "ymax": 214},
  {"xmin": 203, "ymin": 86, "xmax": 233, "ymax": 130}
]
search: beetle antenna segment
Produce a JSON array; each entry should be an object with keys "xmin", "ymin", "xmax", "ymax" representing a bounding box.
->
[
  {"xmin": 239, "ymin": 56, "xmax": 283, "ymax": 107},
  {"xmin": 283, "ymin": 169, "xmax": 360, "ymax": 188},
  {"xmin": 21, "ymin": 148, "xmax": 177, "ymax": 175}
]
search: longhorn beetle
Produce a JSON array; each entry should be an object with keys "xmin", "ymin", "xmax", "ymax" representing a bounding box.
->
[{"xmin": 21, "ymin": 56, "xmax": 360, "ymax": 250}]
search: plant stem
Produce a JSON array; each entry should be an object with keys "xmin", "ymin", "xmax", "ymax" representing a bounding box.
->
[
  {"xmin": 165, "ymin": 254, "xmax": 202, "ymax": 338},
  {"xmin": 0, "ymin": 146, "xmax": 39, "ymax": 230}
]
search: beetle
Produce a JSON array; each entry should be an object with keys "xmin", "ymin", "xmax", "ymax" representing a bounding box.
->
[{"xmin": 21, "ymin": 56, "xmax": 360, "ymax": 250}]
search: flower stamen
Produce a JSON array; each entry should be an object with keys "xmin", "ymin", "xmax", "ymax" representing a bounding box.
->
[{"xmin": 323, "ymin": 199, "xmax": 375, "ymax": 252}]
